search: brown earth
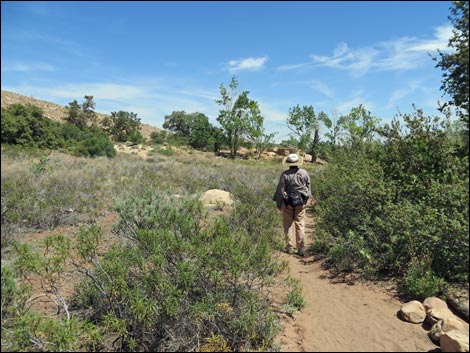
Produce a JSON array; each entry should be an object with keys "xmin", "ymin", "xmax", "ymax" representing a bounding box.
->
[
  {"xmin": 273, "ymin": 207, "xmax": 442, "ymax": 352},
  {"xmin": 274, "ymin": 259, "xmax": 439, "ymax": 352}
]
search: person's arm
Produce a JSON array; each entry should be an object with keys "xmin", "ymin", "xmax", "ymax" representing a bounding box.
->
[
  {"xmin": 306, "ymin": 174, "xmax": 311, "ymax": 197},
  {"xmin": 303, "ymin": 171, "xmax": 311, "ymax": 205},
  {"xmin": 274, "ymin": 173, "xmax": 287, "ymax": 209}
]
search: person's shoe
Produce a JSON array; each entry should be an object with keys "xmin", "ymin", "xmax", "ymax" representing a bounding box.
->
[{"xmin": 284, "ymin": 247, "xmax": 297, "ymax": 255}]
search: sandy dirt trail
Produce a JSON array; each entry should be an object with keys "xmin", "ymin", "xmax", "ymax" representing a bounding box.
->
[{"xmin": 274, "ymin": 209, "xmax": 438, "ymax": 352}]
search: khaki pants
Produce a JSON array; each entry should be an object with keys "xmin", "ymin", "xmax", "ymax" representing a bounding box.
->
[{"xmin": 281, "ymin": 203, "xmax": 305, "ymax": 251}]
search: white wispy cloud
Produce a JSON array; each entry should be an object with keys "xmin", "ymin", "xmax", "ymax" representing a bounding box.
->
[
  {"xmin": 258, "ymin": 101, "xmax": 288, "ymax": 123},
  {"xmin": 277, "ymin": 25, "xmax": 453, "ymax": 77},
  {"xmin": 171, "ymin": 88, "xmax": 219, "ymax": 101},
  {"xmin": 4, "ymin": 83, "xmax": 145, "ymax": 101},
  {"xmin": 408, "ymin": 25, "xmax": 453, "ymax": 51},
  {"xmin": 306, "ymin": 80, "xmax": 335, "ymax": 98},
  {"xmin": 268, "ymin": 80, "xmax": 335, "ymax": 99},
  {"xmin": 386, "ymin": 81, "xmax": 422, "ymax": 108},
  {"xmin": 227, "ymin": 56, "xmax": 268, "ymax": 72},
  {"xmin": 332, "ymin": 91, "xmax": 375, "ymax": 116},
  {"xmin": 277, "ymin": 62, "xmax": 310, "ymax": 71},
  {"xmin": 10, "ymin": 31, "xmax": 96, "ymax": 61},
  {"xmin": 2, "ymin": 62, "xmax": 56, "ymax": 72},
  {"xmin": 311, "ymin": 43, "xmax": 378, "ymax": 77}
]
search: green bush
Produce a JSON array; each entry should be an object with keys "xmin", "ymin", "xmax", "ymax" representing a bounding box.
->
[
  {"xmin": 285, "ymin": 278, "xmax": 306, "ymax": 314},
  {"xmin": 401, "ymin": 258, "xmax": 445, "ymax": 300},
  {"xmin": 1, "ymin": 103, "xmax": 65, "ymax": 149},
  {"xmin": 1, "ymin": 103, "xmax": 116, "ymax": 158},
  {"xmin": 74, "ymin": 132, "xmax": 116, "ymax": 158},
  {"xmin": 73, "ymin": 191, "xmax": 282, "ymax": 351},
  {"xmin": 311, "ymin": 110, "xmax": 468, "ymax": 294},
  {"xmin": 2, "ymin": 256, "xmax": 101, "ymax": 352}
]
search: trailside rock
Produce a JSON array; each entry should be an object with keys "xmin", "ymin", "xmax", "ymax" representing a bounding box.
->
[
  {"xmin": 427, "ymin": 307, "xmax": 456, "ymax": 326},
  {"xmin": 199, "ymin": 189, "xmax": 235, "ymax": 210},
  {"xmin": 447, "ymin": 292, "xmax": 470, "ymax": 322},
  {"xmin": 400, "ymin": 301, "xmax": 426, "ymax": 323},
  {"xmin": 423, "ymin": 296, "xmax": 448, "ymax": 314},
  {"xmin": 440, "ymin": 330, "xmax": 469, "ymax": 352},
  {"xmin": 429, "ymin": 318, "xmax": 469, "ymax": 343}
]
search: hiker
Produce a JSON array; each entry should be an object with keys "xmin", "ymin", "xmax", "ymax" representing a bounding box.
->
[{"xmin": 273, "ymin": 153, "xmax": 311, "ymax": 256}]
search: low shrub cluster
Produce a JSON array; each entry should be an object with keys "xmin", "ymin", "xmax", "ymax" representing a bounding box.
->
[
  {"xmin": 73, "ymin": 191, "xmax": 284, "ymax": 351},
  {"xmin": 1, "ymin": 103, "xmax": 116, "ymax": 158}
]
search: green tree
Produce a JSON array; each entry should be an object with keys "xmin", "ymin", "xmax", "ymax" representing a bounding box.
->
[
  {"xmin": 102, "ymin": 110, "xmax": 141, "ymax": 142},
  {"xmin": 82, "ymin": 95, "xmax": 98, "ymax": 126},
  {"xmin": 324, "ymin": 109, "xmax": 341, "ymax": 148},
  {"xmin": 337, "ymin": 104, "xmax": 380, "ymax": 147},
  {"xmin": 247, "ymin": 116, "xmax": 276, "ymax": 160},
  {"xmin": 241, "ymin": 97, "xmax": 273, "ymax": 160},
  {"xmin": 187, "ymin": 112, "xmax": 216, "ymax": 150},
  {"xmin": 65, "ymin": 100, "xmax": 85, "ymax": 129},
  {"xmin": 162, "ymin": 111, "xmax": 192, "ymax": 137},
  {"xmin": 279, "ymin": 135, "xmax": 299, "ymax": 148},
  {"xmin": 209, "ymin": 126, "xmax": 225, "ymax": 153},
  {"xmin": 285, "ymin": 104, "xmax": 330, "ymax": 161},
  {"xmin": 434, "ymin": 1, "xmax": 469, "ymax": 122},
  {"xmin": 433, "ymin": 0, "xmax": 469, "ymax": 152},
  {"xmin": 65, "ymin": 96, "xmax": 97, "ymax": 130},
  {"xmin": 216, "ymin": 76, "xmax": 263, "ymax": 158},
  {"xmin": 162, "ymin": 111, "xmax": 221, "ymax": 150}
]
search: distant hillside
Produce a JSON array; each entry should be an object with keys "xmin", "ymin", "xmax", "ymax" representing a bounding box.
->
[{"xmin": 1, "ymin": 90, "xmax": 162, "ymax": 140}]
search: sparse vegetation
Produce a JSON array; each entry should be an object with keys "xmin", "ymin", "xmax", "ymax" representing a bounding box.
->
[
  {"xmin": 1, "ymin": 3, "xmax": 468, "ymax": 347},
  {"xmin": 284, "ymin": 278, "xmax": 306, "ymax": 314},
  {"xmin": 1, "ymin": 146, "xmax": 300, "ymax": 351}
]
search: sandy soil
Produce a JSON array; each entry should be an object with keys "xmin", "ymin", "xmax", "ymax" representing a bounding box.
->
[
  {"xmin": 273, "ymin": 209, "xmax": 440, "ymax": 352},
  {"xmin": 274, "ymin": 256, "xmax": 439, "ymax": 352}
]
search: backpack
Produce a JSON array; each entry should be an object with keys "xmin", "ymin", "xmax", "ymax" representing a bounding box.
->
[{"xmin": 285, "ymin": 191, "xmax": 303, "ymax": 207}]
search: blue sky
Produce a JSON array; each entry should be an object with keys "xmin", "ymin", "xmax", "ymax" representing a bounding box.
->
[{"xmin": 1, "ymin": 1, "xmax": 455, "ymax": 142}]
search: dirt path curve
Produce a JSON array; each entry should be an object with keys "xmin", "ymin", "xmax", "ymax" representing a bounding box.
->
[{"xmin": 274, "ymin": 209, "xmax": 438, "ymax": 352}]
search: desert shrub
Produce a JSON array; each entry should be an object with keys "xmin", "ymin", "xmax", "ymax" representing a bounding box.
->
[
  {"xmin": 73, "ymin": 191, "xmax": 282, "ymax": 351},
  {"xmin": 1, "ymin": 176, "xmax": 38, "ymax": 246},
  {"xmin": 150, "ymin": 130, "xmax": 167, "ymax": 144},
  {"xmin": 1, "ymin": 245, "xmax": 101, "ymax": 352},
  {"xmin": 1, "ymin": 142, "xmax": 307, "ymax": 351},
  {"xmin": 73, "ymin": 132, "xmax": 116, "ymax": 158},
  {"xmin": 327, "ymin": 230, "xmax": 372, "ymax": 273},
  {"xmin": 284, "ymin": 278, "xmax": 306, "ymax": 314},
  {"xmin": 1, "ymin": 151, "xmax": 119, "ymax": 238},
  {"xmin": 401, "ymin": 258, "xmax": 445, "ymax": 300},
  {"xmin": 128, "ymin": 130, "xmax": 145, "ymax": 145},
  {"xmin": 152, "ymin": 146, "xmax": 175, "ymax": 156},
  {"xmin": 311, "ymin": 110, "xmax": 468, "ymax": 293}
]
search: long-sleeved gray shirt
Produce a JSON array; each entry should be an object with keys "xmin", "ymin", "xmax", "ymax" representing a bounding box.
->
[{"xmin": 273, "ymin": 167, "xmax": 311, "ymax": 209}]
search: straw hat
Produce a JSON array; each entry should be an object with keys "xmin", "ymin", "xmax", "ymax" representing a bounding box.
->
[{"xmin": 282, "ymin": 153, "xmax": 303, "ymax": 167}]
